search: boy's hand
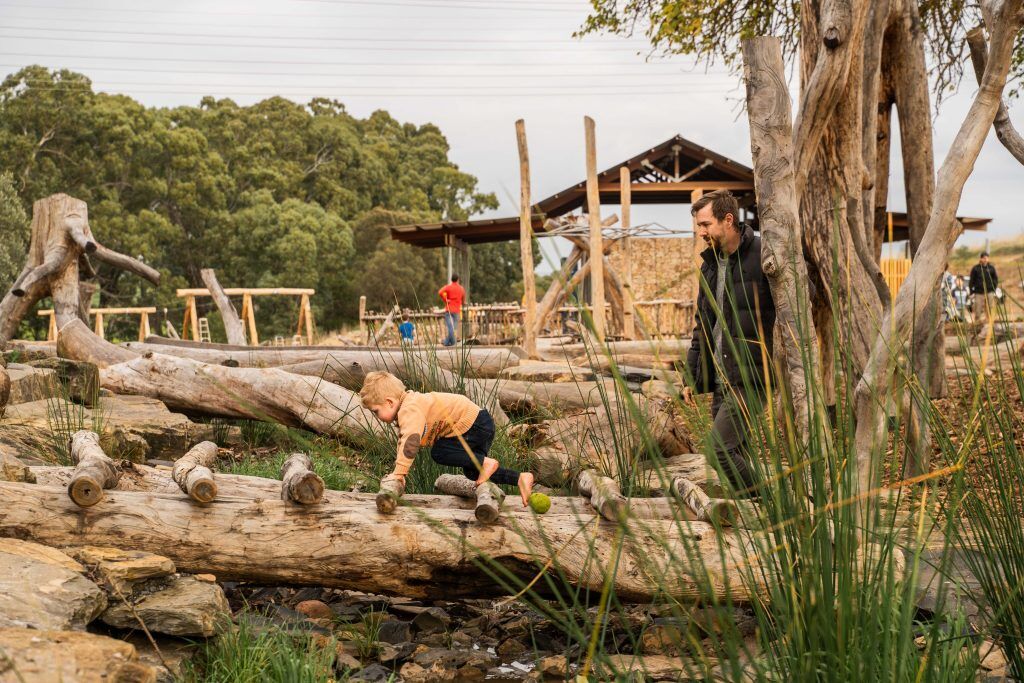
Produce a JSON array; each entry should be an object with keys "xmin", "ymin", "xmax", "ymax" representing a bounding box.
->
[{"xmin": 382, "ymin": 473, "xmax": 405, "ymax": 487}]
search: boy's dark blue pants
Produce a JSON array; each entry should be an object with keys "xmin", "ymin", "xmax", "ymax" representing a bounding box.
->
[{"xmin": 430, "ymin": 410, "xmax": 520, "ymax": 485}]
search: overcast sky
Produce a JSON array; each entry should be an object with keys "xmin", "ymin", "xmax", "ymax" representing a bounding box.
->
[{"xmin": 2, "ymin": 0, "xmax": 1021, "ymax": 272}]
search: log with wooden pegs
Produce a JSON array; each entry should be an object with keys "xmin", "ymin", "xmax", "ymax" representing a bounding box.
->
[
  {"xmin": 280, "ymin": 453, "xmax": 325, "ymax": 505},
  {"xmin": 433, "ymin": 473, "xmax": 505, "ymax": 524},
  {"xmin": 376, "ymin": 474, "xmax": 405, "ymax": 514},
  {"xmin": 67, "ymin": 430, "xmax": 120, "ymax": 507},
  {"xmin": 171, "ymin": 441, "xmax": 219, "ymax": 504}
]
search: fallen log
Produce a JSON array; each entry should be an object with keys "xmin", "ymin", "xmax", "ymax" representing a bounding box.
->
[
  {"xmin": 172, "ymin": 441, "xmax": 218, "ymax": 504},
  {"xmin": 434, "ymin": 473, "xmax": 505, "ymax": 524},
  {"xmin": 0, "ymin": 480, "xmax": 776, "ymax": 602},
  {"xmin": 280, "ymin": 453, "xmax": 324, "ymax": 505},
  {"xmin": 542, "ymin": 339, "xmax": 691, "ymax": 360},
  {"xmin": 67, "ymin": 430, "xmax": 119, "ymax": 507},
  {"xmin": 30, "ymin": 464, "xmax": 699, "ymax": 521},
  {"xmin": 122, "ymin": 342, "xmax": 520, "ymax": 378}
]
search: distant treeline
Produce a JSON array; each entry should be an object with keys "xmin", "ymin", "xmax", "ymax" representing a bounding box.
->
[{"xmin": 0, "ymin": 66, "xmax": 527, "ymax": 339}]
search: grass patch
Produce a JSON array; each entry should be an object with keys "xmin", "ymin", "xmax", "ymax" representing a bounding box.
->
[
  {"xmin": 178, "ymin": 613, "xmax": 337, "ymax": 683},
  {"xmin": 222, "ymin": 441, "xmax": 369, "ymax": 492}
]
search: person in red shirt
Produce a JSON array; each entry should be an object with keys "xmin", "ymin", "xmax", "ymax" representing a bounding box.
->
[{"xmin": 438, "ymin": 274, "xmax": 465, "ymax": 346}]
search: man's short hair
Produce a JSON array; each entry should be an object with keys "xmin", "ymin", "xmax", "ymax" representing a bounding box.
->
[
  {"xmin": 691, "ymin": 190, "xmax": 740, "ymax": 228},
  {"xmin": 980, "ymin": 251, "xmax": 989, "ymax": 258},
  {"xmin": 451, "ymin": 273, "xmax": 460, "ymax": 282},
  {"xmin": 359, "ymin": 371, "xmax": 405, "ymax": 407}
]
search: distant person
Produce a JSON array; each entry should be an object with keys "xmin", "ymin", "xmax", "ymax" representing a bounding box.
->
[
  {"xmin": 438, "ymin": 274, "xmax": 465, "ymax": 346},
  {"xmin": 969, "ymin": 252, "xmax": 999, "ymax": 337},
  {"xmin": 398, "ymin": 311, "xmax": 415, "ymax": 344},
  {"xmin": 952, "ymin": 275, "xmax": 970, "ymax": 323},
  {"xmin": 941, "ymin": 263, "xmax": 961, "ymax": 321}
]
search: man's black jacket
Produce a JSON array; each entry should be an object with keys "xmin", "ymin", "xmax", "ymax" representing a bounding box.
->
[
  {"xmin": 686, "ymin": 224, "xmax": 776, "ymax": 394},
  {"xmin": 969, "ymin": 262, "xmax": 999, "ymax": 294}
]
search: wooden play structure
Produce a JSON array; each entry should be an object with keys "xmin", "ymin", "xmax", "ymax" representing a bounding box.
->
[
  {"xmin": 176, "ymin": 287, "xmax": 316, "ymax": 346},
  {"xmin": 38, "ymin": 307, "xmax": 155, "ymax": 342}
]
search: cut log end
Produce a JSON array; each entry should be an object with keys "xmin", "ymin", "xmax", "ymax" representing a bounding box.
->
[
  {"xmin": 287, "ymin": 472, "xmax": 325, "ymax": 506},
  {"xmin": 190, "ymin": 480, "xmax": 218, "ymax": 504},
  {"xmin": 68, "ymin": 476, "xmax": 105, "ymax": 507},
  {"xmin": 376, "ymin": 491, "xmax": 399, "ymax": 514}
]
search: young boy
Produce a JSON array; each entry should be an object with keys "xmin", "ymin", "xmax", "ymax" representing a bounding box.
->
[
  {"xmin": 398, "ymin": 311, "xmax": 415, "ymax": 344},
  {"xmin": 359, "ymin": 371, "xmax": 534, "ymax": 506}
]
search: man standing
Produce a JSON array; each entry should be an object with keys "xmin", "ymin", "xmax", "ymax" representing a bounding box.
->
[
  {"xmin": 969, "ymin": 252, "xmax": 999, "ymax": 338},
  {"xmin": 682, "ymin": 190, "xmax": 775, "ymax": 496},
  {"xmin": 438, "ymin": 274, "xmax": 465, "ymax": 346}
]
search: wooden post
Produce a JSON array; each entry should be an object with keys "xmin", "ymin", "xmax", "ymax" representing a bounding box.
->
[
  {"xmin": 67, "ymin": 430, "xmax": 120, "ymax": 507},
  {"xmin": 241, "ymin": 293, "xmax": 259, "ymax": 346},
  {"xmin": 93, "ymin": 311, "xmax": 104, "ymax": 339},
  {"xmin": 139, "ymin": 312, "xmax": 150, "ymax": 342},
  {"xmin": 172, "ymin": 441, "xmax": 219, "ymax": 504},
  {"xmin": 47, "ymin": 311, "xmax": 56, "ymax": 341},
  {"xmin": 583, "ymin": 116, "xmax": 606, "ymax": 341},
  {"xmin": 185, "ymin": 295, "xmax": 200, "ymax": 342},
  {"xmin": 301, "ymin": 294, "xmax": 314, "ymax": 344},
  {"xmin": 515, "ymin": 120, "xmax": 538, "ymax": 358},
  {"xmin": 358, "ymin": 295, "xmax": 367, "ymax": 341},
  {"xmin": 281, "ymin": 453, "xmax": 325, "ymax": 505},
  {"xmin": 620, "ymin": 166, "xmax": 636, "ymax": 339}
]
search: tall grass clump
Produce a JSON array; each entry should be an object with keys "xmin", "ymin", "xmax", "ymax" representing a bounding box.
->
[
  {"xmin": 44, "ymin": 369, "xmax": 105, "ymax": 465},
  {"xmin": 179, "ymin": 614, "xmax": 336, "ymax": 683}
]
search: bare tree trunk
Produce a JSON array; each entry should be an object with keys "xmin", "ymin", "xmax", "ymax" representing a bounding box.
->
[
  {"xmin": 854, "ymin": 2, "xmax": 1024, "ymax": 492},
  {"xmin": 744, "ymin": 36, "xmax": 826, "ymax": 459},
  {"xmin": 200, "ymin": 269, "xmax": 246, "ymax": 346}
]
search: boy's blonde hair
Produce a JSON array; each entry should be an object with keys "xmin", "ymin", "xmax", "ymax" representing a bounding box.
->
[{"xmin": 359, "ymin": 371, "xmax": 406, "ymax": 407}]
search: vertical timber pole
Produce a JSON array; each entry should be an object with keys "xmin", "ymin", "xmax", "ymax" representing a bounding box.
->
[
  {"xmin": 620, "ymin": 166, "xmax": 635, "ymax": 340},
  {"xmin": 358, "ymin": 295, "xmax": 367, "ymax": 342},
  {"xmin": 583, "ymin": 116, "xmax": 606, "ymax": 341},
  {"xmin": 516, "ymin": 119, "xmax": 538, "ymax": 358}
]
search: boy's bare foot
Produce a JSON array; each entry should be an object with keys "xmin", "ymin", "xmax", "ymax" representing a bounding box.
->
[
  {"xmin": 475, "ymin": 457, "xmax": 500, "ymax": 486},
  {"xmin": 518, "ymin": 472, "xmax": 535, "ymax": 507}
]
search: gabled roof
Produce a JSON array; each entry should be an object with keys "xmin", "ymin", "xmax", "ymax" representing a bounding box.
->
[{"xmin": 391, "ymin": 135, "xmax": 756, "ymax": 248}]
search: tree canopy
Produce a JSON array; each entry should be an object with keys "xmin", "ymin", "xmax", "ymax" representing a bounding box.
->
[{"xmin": 0, "ymin": 66, "xmax": 522, "ymax": 339}]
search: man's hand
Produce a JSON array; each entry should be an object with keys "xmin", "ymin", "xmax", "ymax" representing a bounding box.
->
[{"xmin": 681, "ymin": 386, "xmax": 696, "ymax": 407}]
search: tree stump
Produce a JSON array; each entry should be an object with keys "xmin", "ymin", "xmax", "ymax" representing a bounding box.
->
[
  {"xmin": 280, "ymin": 453, "xmax": 324, "ymax": 505},
  {"xmin": 577, "ymin": 469, "xmax": 627, "ymax": 522},
  {"xmin": 434, "ymin": 473, "xmax": 505, "ymax": 524},
  {"xmin": 376, "ymin": 475, "xmax": 405, "ymax": 514},
  {"xmin": 0, "ymin": 194, "xmax": 159, "ymax": 344},
  {"xmin": 67, "ymin": 430, "xmax": 120, "ymax": 507},
  {"xmin": 171, "ymin": 441, "xmax": 219, "ymax": 504}
]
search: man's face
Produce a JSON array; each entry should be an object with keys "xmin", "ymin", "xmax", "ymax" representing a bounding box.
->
[
  {"xmin": 694, "ymin": 204, "xmax": 734, "ymax": 250},
  {"xmin": 981, "ymin": 255, "xmax": 989, "ymax": 266}
]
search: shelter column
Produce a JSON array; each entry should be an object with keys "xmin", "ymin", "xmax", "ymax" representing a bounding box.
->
[
  {"xmin": 516, "ymin": 119, "xmax": 538, "ymax": 358},
  {"xmin": 620, "ymin": 166, "xmax": 635, "ymax": 340},
  {"xmin": 584, "ymin": 116, "xmax": 606, "ymax": 341}
]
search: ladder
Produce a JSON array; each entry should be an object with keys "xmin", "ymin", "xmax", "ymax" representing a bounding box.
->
[{"xmin": 198, "ymin": 317, "xmax": 211, "ymax": 343}]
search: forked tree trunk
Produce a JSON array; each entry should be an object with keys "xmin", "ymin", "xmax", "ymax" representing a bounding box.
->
[
  {"xmin": 967, "ymin": 27, "xmax": 1024, "ymax": 165},
  {"xmin": 200, "ymin": 269, "xmax": 246, "ymax": 346},
  {"xmin": 0, "ymin": 194, "xmax": 159, "ymax": 344},
  {"xmin": 854, "ymin": 2, "xmax": 1024, "ymax": 491}
]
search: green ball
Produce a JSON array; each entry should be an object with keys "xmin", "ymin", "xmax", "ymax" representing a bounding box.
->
[{"xmin": 529, "ymin": 492, "xmax": 551, "ymax": 514}]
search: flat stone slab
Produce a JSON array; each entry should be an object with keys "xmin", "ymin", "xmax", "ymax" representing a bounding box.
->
[
  {"xmin": 0, "ymin": 549, "xmax": 106, "ymax": 630},
  {"xmin": 1, "ymin": 395, "xmax": 214, "ymax": 461},
  {"xmin": 101, "ymin": 574, "xmax": 230, "ymax": 637},
  {"xmin": 0, "ymin": 538, "xmax": 83, "ymax": 573},
  {"xmin": 0, "ymin": 627, "xmax": 157, "ymax": 682},
  {"xmin": 5, "ymin": 363, "xmax": 58, "ymax": 405},
  {"xmin": 68, "ymin": 546, "xmax": 176, "ymax": 595}
]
